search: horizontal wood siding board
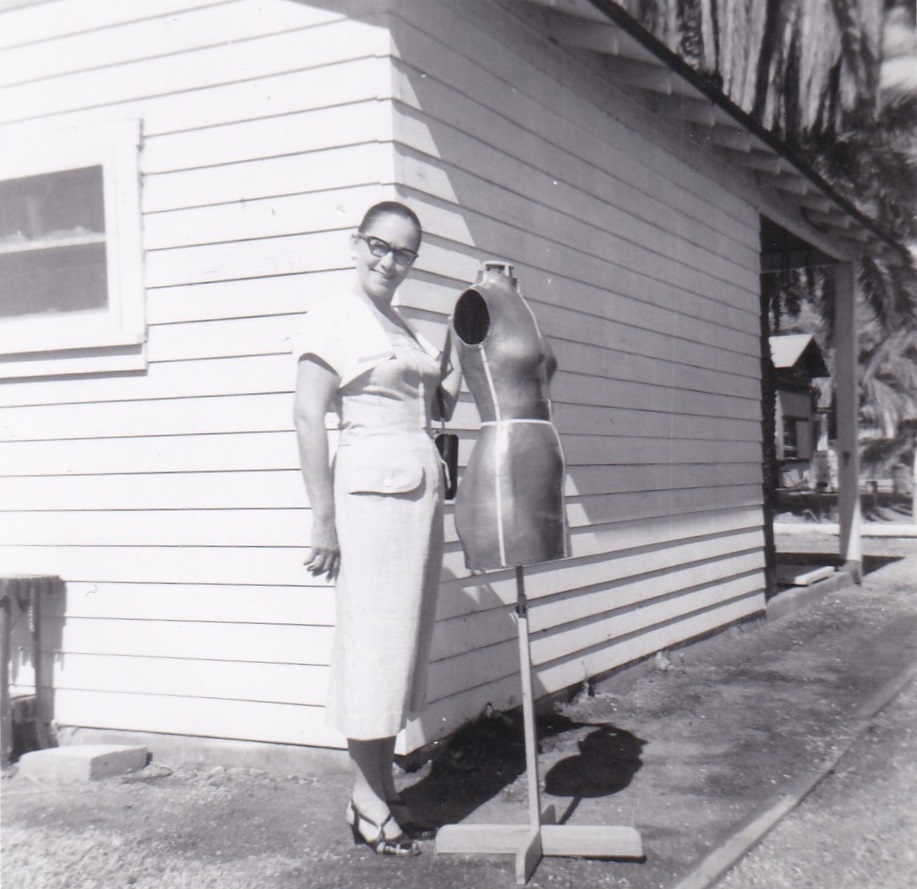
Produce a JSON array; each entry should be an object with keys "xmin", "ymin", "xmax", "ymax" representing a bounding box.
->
[
  {"xmin": 52, "ymin": 688, "xmax": 343, "ymax": 748},
  {"xmin": 0, "ymin": 0, "xmax": 231, "ymax": 50},
  {"xmin": 0, "ymin": 489, "xmax": 759, "ymax": 561},
  {"xmin": 143, "ymin": 142, "xmax": 392, "ymax": 214},
  {"xmin": 145, "ymin": 273, "xmax": 345, "ymax": 325},
  {"xmin": 0, "ymin": 432, "xmax": 761, "ymax": 477},
  {"xmin": 0, "ymin": 349, "xmax": 761, "ymax": 409},
  {"xmin": 1, "ymin": 3, "xmax": 370, "ymax": 91},
  {"xmin": 0, "ymin": 500, "xmax": 760, "ymax": 565},
  {"xmin": 44, "ymin": 581, "xmax": 335, "ymax": 625},
  {"xmin": 142, "ymin": 102, "xmax": 390, "ymax": 178},
  {"xmin": 0, "ymin": 463, "xmax": 762, "ymax": 512},
  {"xmin": 0, "ymin": 543, "xmax": 331, "ymax": 586},
  {"xmin": 47, "ymin": 615, "xmax": 332, "ymax": 663},
  {"xmin": 45, "ymin": 652, "xmax": 329, "ymax": 707},
  {"xmin": 0, "ymin": 354, "xmax": 300, "ymax": 408},
  {"xmin": 1, "ymin": 383, "xmax": 760, "ymax": 442},
  {"xmin": 143, "ymin": 184, "xmax": 384, "ymax": 250}
]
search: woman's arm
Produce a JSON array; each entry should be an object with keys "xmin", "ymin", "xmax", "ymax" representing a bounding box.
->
[
  {"xmin": 434, "ymin": 327, "xmax": 463, "ymax": 421},
  {"xmin": 293, "ymin": 356, "xmax": 341, "ymax": 581}
]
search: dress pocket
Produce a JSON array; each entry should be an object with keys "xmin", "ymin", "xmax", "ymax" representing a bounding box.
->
[{"xmin": 340, "ymin": 447, "xmax": 424, "ymax": 494}]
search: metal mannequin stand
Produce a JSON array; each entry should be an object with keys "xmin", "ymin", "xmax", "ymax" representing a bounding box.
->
[{"xmin": 436, "ymin": 566, "xmax": 643, "ymax": 884}]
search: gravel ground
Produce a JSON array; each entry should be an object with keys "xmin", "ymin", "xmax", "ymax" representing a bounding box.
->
[
  {"xmin": 3, "ymin": 534, "xmax": 916, "ymax": 889},
  {"xmin": 718, "ymin": 676, "xmax": 917, "ymax": 889}
]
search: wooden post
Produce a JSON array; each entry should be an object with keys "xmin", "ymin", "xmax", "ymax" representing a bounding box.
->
[
  {"xmin": 834, "ymin": 261, "xmax": 862, "ymax": 576},
  {"xmin": 437, "ymin": 567, "xmax": 643, "ymax": 884},
  {"xmin": 0, "ymin": 589, "xmax": 12, "ymax": 766}
]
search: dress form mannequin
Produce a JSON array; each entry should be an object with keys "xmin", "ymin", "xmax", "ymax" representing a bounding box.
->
[{"xmin": 451, "ymin": 262, "xmax": 568, "ymax": 570}]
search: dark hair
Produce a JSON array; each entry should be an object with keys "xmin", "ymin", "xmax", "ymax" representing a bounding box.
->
[{"xmin": 358, "ymin": 201, "xmax": 422, "ymax": 244}]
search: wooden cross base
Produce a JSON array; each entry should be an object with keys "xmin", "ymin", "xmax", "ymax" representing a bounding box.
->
[
  {"xmin": 435, "ymin": 567, "xmax": 643, "ymax": 884},
  {"xmin": 437, "ymin": 811, "xmax": 643, "ymax": 884}
]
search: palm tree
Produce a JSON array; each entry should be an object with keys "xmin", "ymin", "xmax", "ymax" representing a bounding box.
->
[
  {"xmin": 621, "ymin": 0, "xmax": 885, "ymax": 141},
  {"xmin": 858, "ymin": 322, "xmax": 917, "ymax": 518},
  {"xmin": 630, "ymin": 0, "xmax": 917, "ymax": 521}
]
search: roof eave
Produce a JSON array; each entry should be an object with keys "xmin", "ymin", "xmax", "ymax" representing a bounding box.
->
[{"xmin": 521, "ymin": 0, "xmax": 906, "ymax": 258}]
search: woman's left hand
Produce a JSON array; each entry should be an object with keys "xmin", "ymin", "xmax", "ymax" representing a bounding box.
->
[{"xmin": 304, "ymin": 518, "xmax": 340, "ymax": 581}]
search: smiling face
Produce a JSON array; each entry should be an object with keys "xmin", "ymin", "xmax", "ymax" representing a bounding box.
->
[{"xmin": 351, "ymin": 212, "xmax": 422, "ymax": 304}]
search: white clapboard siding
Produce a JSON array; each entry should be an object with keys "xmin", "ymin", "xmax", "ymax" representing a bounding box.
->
[
  {"xmin": 144, "ymin": 183, "xmax": 385, "ymax": 250},
  {"xmin": 0, "ymin": 431, "xmax": 760, "ymax": 477},
  {"xmin": 51, "ymin": 689, "xmax": 343, "ymax": 749},
  {"xmin": 400, "ymin": 276, "xmax": 758, "ymax": 343},
  {"xmin": 410, "ymin": 584, "xmax": 763, "ymax": 749},
  {"xmin": 48, "ymin": 616, "xmax": 332, "ymax": 663},
  {"xmin": 391, "ymin": 78, "xmax": 756, "ymax": 289},
  {"xmin": 143, "ymin": 103, "xmax": 389, "ymax": 180},
  {"xmin": 2, "ymin": 22, "xmax": 388, "ymax": 126},
  {"xmin": 3, "ymin": 394, "xmax": 296, "ymax": 441},
  {"xmin": 389, "ymin": 2, "xmax": 757, "ymax": 240},
  {"xmin": 1, "ymin": 385, "xmax": 760, "ymax": 443},
  {"xmin": 0, "ymin": 0, "xmax": 352, "ymax": 83},
  {"xmin": 427, "ymin": 573, "xmax": 764, "ymax": 704},
  {"xmin": 377, "ymin": 0, "xmax": 768, "ymax": 746},
  {"xmin": 0, "ymin": 354, "xmax": 298, "ymax": 407},
  {"xmin": 398, "ymin": 198, "xmax": 760, "ymax": 328},
  {"xmin": 143, "ymin": 142, "xmax": 393, "ymax": 214},
  {"xmin": 46, "ymin": 653, "xmax": 330, "ymax": 708},
  {"xmin": 0, "ymin": 462, "xmax": 761, "ymax": 512},
  {"xmin": 43, "ymin": 582, "xmax": 335, "ymax": 625},
  {"xmin": 0, "ymin": 544, "xmax": 328, "ymax": 587},
  {"xmin": 432, "ymin": 535, "xmax": 764, "ymax": 643},
  {"xmin": 0, "ymin": 0, "xmax": 227, "ymax": 50},
  {"xmin": 0, "ymin": 0, "xmax": 774, "ymax": 754}
]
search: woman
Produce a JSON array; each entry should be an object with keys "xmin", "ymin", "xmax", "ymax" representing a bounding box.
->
[{"xmin": 293, "ymin": 202, "xmax": 461, "ymax": 856}]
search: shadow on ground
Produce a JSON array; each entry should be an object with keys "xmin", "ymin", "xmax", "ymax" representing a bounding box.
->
[
  {"xmin": 397, "ymin": 710, "xmax": 645, "ymax": 828},
  {"xmin": 778, "ymin": 551, "xmax": 902, "ymax": 576}
]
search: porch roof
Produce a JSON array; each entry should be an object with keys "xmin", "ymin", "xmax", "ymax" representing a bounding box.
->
[
  {"xmin": 521, "ymin": 0, "xmax": 904, "ymax": 261},
  {"xmin": 770, "ymin": 333, "xmax": 830, "ymax": 378}
]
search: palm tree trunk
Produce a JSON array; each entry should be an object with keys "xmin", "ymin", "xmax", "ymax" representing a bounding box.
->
[{"xmin": 912, "ymin": 447, "xmax": 917, "ymax": 524}]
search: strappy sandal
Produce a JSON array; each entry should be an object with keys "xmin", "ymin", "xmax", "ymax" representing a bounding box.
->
[
  {"xmin": 347, "ymin": 801, "xmax": 421, "ymax": 856},
  {"xmin": 387, "ymin": 796, "xmax": 437, "ymax": 840}
]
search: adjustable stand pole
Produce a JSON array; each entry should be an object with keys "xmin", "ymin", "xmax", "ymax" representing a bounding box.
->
[{"xmin": 437, "ymin": 566, "xmax": 643, "ymax": 884}]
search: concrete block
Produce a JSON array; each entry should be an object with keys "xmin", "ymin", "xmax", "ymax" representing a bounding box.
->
[{"xmin": 17, "ymin": 744, "xmax": 150, "ymax": 781}]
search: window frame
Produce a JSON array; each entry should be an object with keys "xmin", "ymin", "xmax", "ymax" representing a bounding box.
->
[{"xmin": 0, "ymin": 119, "xmax": 145, "ymax": 373}]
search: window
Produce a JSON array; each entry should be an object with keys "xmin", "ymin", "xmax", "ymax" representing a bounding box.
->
[{"xmin": 0, "ymin": 120, "xmax": 145, "ymax": 376}]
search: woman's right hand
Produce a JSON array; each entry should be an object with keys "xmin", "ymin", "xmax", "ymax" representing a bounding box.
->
[{"xmin": 305, "ymin": 518, "xmax": 340, "ymax": 581}]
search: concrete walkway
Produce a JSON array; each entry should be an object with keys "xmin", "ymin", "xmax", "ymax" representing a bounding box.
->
[{"xmin": 4, "ymin": 535, "xmax": 917, "ymax": 889}]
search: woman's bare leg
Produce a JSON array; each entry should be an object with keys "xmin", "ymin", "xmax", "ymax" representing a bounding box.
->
[{"xmin": 348, "ymin": 737, "xmax": 400, "ymax": 839}]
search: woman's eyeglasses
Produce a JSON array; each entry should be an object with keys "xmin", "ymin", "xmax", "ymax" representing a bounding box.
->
[{"xmin": 356, "ymin": 234, "xmax": 418, "ymax": 267}]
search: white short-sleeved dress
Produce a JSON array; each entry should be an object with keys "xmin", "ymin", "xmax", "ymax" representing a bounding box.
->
[{"xmin": 295, "ymin": 293, "xmax": 444, "ymax": 739}]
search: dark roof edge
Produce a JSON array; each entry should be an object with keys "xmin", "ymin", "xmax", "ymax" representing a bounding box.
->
[{"xmin": 586, "ymin": 0, "xmax": 907, "ymax": 257}]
